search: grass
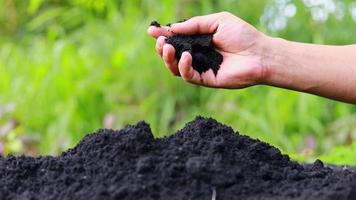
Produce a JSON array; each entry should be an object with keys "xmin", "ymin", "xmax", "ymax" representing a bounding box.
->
[{"xmin": 0, "ymin": 0, "xmax": 355, "ymax": 164}]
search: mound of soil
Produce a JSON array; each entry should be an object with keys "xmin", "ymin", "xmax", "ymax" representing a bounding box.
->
[
  {"xmin": 0, "ymin": 117, "xmax": 355, "ymax": 200},
  {"xmin": 150, "ymin": 20, "xmax": 223, "ymax": 75}
]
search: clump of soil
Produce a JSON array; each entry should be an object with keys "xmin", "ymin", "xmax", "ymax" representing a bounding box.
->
[
  {"xmin": 150, "ymin": 20, "xmax": 223, "ymax": 75},
  {"xmin": 166, "ymin": 34, "xmax": 223, "ymax": 75},
  {"xmin": 150, "ymin": 20, "xmax": 161, "ymax": 27},
  {"xmin": 0, "ymin": 117, "xmax": 355, "ymax": 200}
]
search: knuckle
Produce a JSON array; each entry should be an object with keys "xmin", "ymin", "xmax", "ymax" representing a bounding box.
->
[
  {"xmin": 185, "ymin": 69, "xmax": 194, "ymax": 81},
  {"xmin": 158, "ymin": 35, "xmax": 166, "ymax": 41},
  {"xmin": 189, "ymin": 16, "xmax": 199, "ymax": 22},
  {"xmin": 179, "ymin": 68, "xmax": 190, "ymax": 81},
  {"xmin": 219, "ymin": 11, "xmax": 231, "ymax": 17}
]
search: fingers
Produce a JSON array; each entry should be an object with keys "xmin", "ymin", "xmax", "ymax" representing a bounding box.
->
[
  {"xmin": 156, "ymin": 36, "xmax": 180, "ymax": 76},
  {"xmin": 155, "ymin": 35, "xmax": 180, "ymax": 76},
  {"xmin": 156, "ymin": 36, "xmax": 166, "ymax": 57},
  {"xmin": 171, "ymin": 13, "xmax": 222, "ymax": 34},
  {"xmin": 178, "ymin": 52, "xmax": 218, "ymax": 87},
  {"xmin": 147, "ymin": 26, "xmax": 174, "ymax": 38},
  {"xmin": 162, "ymin": 44, "xmax": 180, "ymax": 76},
  {"xmin": 178, "ymin": 52, "xmax": 201, "ymax": 83}
]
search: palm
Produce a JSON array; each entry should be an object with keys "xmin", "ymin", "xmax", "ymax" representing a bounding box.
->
[
  {"xmin": 197, "ymin": 51, "xmax": 262, "ymax": 89},
  {"xmin": 185, "ymin": 17, "xmax": 264, "ymax": 88}
]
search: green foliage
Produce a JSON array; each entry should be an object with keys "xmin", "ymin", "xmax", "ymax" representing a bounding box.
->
[
  {"xmin": 319, "ymin": 143, "xmax": 356, "ymax": 165},
  {"xmin": 0, "ymin": 0, "xmax": 355, "ymax": 164}
]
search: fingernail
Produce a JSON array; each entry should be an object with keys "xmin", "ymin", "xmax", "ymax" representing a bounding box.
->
[
  {"xmin": 182, "ymin": 51, "xmax": 188, "ymax": 57},
  {"xmin": 182, "ymin": 51, "xmax": 190, "ymax": 60},
  {"xmin": 147, "ymin": 26, "xmax": 154, "ymax": 33}
]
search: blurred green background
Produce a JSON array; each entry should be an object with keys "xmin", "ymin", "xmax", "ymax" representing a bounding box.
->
[{"xmin": 0, "ymin": 0, "xmax": 355, "ymax": 164}]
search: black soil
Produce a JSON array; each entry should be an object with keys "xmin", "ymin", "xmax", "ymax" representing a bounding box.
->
[
  {"xmin": 1, "ymin": 117, "xmax": 355, "ymax": 200},
  {"xmin": 166, "ymin": 34, "xmax": 223, "ymax": 75},
  {"xmin": 150, "ymin": 20, "xmax": 223, "ymax": 75},
  {"xmin": 150, "ymin": 20, "xmax": 161, "ymax": 27}
]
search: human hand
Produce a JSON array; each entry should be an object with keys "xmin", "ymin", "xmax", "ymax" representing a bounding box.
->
[{"xmin": 147, "ymin": 12, "xmax": 269, "ymax": 89}]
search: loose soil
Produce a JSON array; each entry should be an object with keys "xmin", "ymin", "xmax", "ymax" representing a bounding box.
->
[
  {"xmin": 0, "ymin": 117, "xmax": 355, "ymax": 200},
  {"xmin": 150, "ymin": 20, "xmax": 161, "ymax": 27},
  {"xmin": 166, "ymin": 34, "xmax": 223, "ymax": 75},
  {"xmin": 150, "ymin": 20, "xmax": 223, "ymax": 75}
]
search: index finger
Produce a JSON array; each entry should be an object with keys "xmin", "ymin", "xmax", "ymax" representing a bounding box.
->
[
  {"xmin": 170, "ymin": 13, "xmax": 221, "ymax": 35},
  {"xmin": 147, "ymin": 26, "xmax": 174, "ymax": 39}
]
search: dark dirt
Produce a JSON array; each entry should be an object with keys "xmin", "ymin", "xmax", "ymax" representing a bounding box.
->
[
  {"xmin": 150, "ymin": 20, "xmax": 161, "ymax": 27},
  {"xmin": 0, "ymin": 116, "xmax": 355, "ymax": 200},
  {"xmin": 150, "ymin": 20, "xmax": 223, "ymax": 75},
  {"xmin": 166, "ymin": 34, "xmax": 223, "ymax": 75},
  {"xmin": 150, "ymin": 19, "xmax": 187, "ymax": 27}
]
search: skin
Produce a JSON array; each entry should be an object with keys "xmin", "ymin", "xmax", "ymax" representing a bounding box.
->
[{"xmin": 147, "ymin": 12, "xmax": 356, "ymax": 104}]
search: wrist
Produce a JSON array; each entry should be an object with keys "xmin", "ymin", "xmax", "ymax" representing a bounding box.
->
[
  {"xmin": 258, "ymin": 36, "xmax": 322, "ymax": 93},
  {"xmin": 257, "ymin": 35, "xmax": 295, "ymax": 88}
]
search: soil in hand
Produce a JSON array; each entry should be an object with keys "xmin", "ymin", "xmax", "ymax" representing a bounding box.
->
[
  {"xmin": 166, "ymin": 34, "xmax": 223, "ymax": 75},
  {"xmin": 0, "ymin": 117, "xmax": 355, "ymax": 200},
  {"xmin": 150, "ymin": 20, "xmax": 223, "ymax": 75}
]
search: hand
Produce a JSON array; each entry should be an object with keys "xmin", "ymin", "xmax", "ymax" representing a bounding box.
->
[{"xmin": 147, "ymin": 12, "xmax": 268, "ymax": 89}]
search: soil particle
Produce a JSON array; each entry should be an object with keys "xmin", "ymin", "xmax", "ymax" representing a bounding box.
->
[
  {"xmin": 150, "ymin": 20, "xmax": 161, "ymax": 27},
  {"xmin": 0, "ymin": 116, "xmax": 355, "ymax": 200}
]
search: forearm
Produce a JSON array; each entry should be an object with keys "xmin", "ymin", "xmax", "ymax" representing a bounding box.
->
[{"xmin": 260, "ymin": 36, "xmax": 356, "ymax": 104}]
